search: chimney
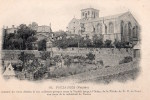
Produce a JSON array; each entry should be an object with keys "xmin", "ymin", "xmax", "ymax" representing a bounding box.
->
[{"xmin": 6, "ymin": 26, "xmax": 8, "ymax": 29}]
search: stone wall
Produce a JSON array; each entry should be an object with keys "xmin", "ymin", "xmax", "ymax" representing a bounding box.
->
[
  {"xmin": 1, "ymin": 48, "xmax": 133, "ymax": 67},
  {"xmin": 49, "ymin": 47, "xmax": 133, "ymax": 66}
]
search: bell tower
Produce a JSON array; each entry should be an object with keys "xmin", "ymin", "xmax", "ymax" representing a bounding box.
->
[{"xmin": 81, "ymin": 8, "xmax": 99, "ymax": 20}]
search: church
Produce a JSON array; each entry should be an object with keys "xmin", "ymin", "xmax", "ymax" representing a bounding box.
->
[{"xmin": 67, "ymin": 8, "xmax": 140, "ymax": 44}]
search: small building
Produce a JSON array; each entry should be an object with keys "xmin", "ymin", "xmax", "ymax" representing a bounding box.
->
[
  {"xmin": 3, "ymin": 63, "xmax": 16, "ymax": 79},
  {"xmin": 133, "ymin": 41, "xmax": 140, "ymax": 58}
]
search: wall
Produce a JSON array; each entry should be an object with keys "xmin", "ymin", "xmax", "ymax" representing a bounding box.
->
[{"xmin": 48, "ymin": 47, "xmax": 133, "ymax": 66}]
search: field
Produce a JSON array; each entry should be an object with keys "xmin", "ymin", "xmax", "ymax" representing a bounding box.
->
[{"xmin": 51, "ymin": 59, "xmax": 140, "ymax": 84}]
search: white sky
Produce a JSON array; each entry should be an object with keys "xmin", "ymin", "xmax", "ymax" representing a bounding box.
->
[{"xmin": 0, "ymin": 0, "xmax": 144, "ymax": 32}]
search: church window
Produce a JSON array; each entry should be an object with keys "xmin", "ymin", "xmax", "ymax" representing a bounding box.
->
[
  {"xmin": 105, "ymin": 26, "xmax": 107, "ymax": 34},
  {"xmin": 82, "ymin": 12, "xmax": 84, "ymax": 16},
  {"xmin": 94, "ymin": 12, "xmax": 95, "ymax": 18},
  {"xmin": 136, "ymin": 26, "xmax": 138, "ymax": 38},
  {"xmin": 124, "ymin": 24, "xmax": 128, "ymax": 41},
  {"xmin": 133, "ymin": 26, "xmax": 138, "ymax": 38},
  {"xmin": 97, "ymin": 23, "xmax": 102, "ymax": 34},
  {"xmin": 128, "ymin": 22, "xmax": 132, "ymax": 39},
  {"xmin": 85, "ymin": 13, "xmax": 87, "ymax": 18},
  {"xmin": 120, "ymin": 21, "xmax": 124, "ymax": 42},
  {"xmin": 108, "ymin": 22, "xmax": 114, "ymax": 33}
]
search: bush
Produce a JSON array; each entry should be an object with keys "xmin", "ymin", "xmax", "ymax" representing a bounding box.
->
[
  {"xmin": 97, "ymin": 60, "xmax": 104, "ymax": 66},
  {"xmin": 105, "ymin": 65, "xmax": 111, "ymax": 68},
  {"xmin": 86, "ymin": 52, "xmax": 95, "ymax": 61},
  {"xmin": 104, "ymin": 40, "xmax": 112, "ymax": 48},
  {"xmin": 119, "ymin": 56, "xmax": 133, "ymax": 64}
]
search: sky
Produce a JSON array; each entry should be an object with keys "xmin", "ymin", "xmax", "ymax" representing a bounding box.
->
[{"xmin": 0, "ymin": 0, "xmax": 143, "ymax": 32}]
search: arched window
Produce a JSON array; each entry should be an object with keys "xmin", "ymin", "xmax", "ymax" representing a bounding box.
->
[
  {"xmin": 124, "ymin": 24, "xmax": 129, "ymax": 42},
  {"xmin": 85, "ymin": 13, "xmax": 87, "ymax": 18},
  {"xmin": 128, "ymin": 22, "xmax": 132, "ymax": 41},
  {"xmin": 120, "ymin": 21, "xmax": 124, "ymax": 42},
  {"xmin": 109, "ymin": 22, "xmax": 114, "ymax": 33},
  {"xmin": 136, "ymin": 26, "xmax": 138, "ymax": 38},
  {"xmin": 82, "ymin": 12, "xmax": 84, "ymax": 16},
  {"xmin": 97, "ymin": 23, "xmax": 102, "ymax": 34},
  {"xmin": 105, "ymin": 26, "xmax": 107, "ymax": 34},
  {"xmin": 133, "ymin": 26, "xmax": 138, "ymax": 38}
]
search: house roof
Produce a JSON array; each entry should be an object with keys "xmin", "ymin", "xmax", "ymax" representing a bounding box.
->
[
  {"xmin": 3, "ymin": 63, "xmax": 16, "ymax": 76},
  {"xmin": 37, "ymin": 25, "xmax": 52, "ymax": 33},
  {"xmin": 133, "ymin": 41, "xmax": 140, "ymax": 49}
]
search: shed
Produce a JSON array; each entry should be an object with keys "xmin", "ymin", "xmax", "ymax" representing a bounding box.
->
[{"xmin": 133, "ymin": 41, "xmax": 140, "ymax": 58}]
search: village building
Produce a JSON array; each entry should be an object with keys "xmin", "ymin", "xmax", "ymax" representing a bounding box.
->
[
  {"xmin": 35, "ymin": 24, "xmax": 53, "ymax": 41},
  {"xmin": 3, "ymin": 25, "xmax": 18, "ymax": 34},
  {"xmin": 67, "ymin": 8, "xmax": 140, "ymax": 44}
]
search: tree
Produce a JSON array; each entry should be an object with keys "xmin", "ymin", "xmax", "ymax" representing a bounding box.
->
[
  {"xmin": 38, "ymin": 39, "xmax": 46, "ymax": 51},
  {"xmin": 93, "ymin": 35, "xmax": 103, "ymax": 48},
  {"xmin": 17, "ymin": 24, "xmax": 37, "ymax": 50},
  {"xmin": 18, "ymin": 52, "xmax": 35, "ymax": 68},
  {"xmin": 26, "ymin": 36, "xmax": 37, "ymax": 50},
  {"xmin": 40, "ymin": 51, "xmax": 50, "ymax": 60}
]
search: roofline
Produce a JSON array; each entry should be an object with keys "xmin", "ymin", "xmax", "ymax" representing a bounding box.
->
[
  {"xmin": 81, "ymin": 8, "xmax": 99, "ymax": 11},
  {"xmin": 5, "ymin": 28, "xmax": 18, "ymax": 30},
  {"xmin": 38, "ymin": 25, "xmax": 50, "ymax": 27}
]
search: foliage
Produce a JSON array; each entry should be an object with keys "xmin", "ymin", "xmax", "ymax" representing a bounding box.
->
[
  {"xmin": 38, "ymin": 39, "xmax": 46, "ymax": 51},
  {"xmin": 104, "ymin": 39, "xmax": 112, "ymax": 48},
  {"xmin": 93, "ymin": 34, "xmax": 103, "ymax": 48},
  {"xmin": 40, "ymin": 51, "xmax": 51, "ymax": 60},
  {"xmin": 114, "ymin": 39, "xmax": 132, "ymax": 48},
  {"xmin": 119, "ymin": 56, "xmax": 133, "ymax": 64},
  {"xmin": 3, "ymin": 24, "xmax": 37, "ymax": 50},
  {"xmin": 34, "ymin": 67, "xmax": 47, "ymax": 80},
  {"xmin": 64, "ymin": 57, "xmax": 72, "ymax": 67},
  {"xmin": 18, "ymin": 52, "xmax": 35, "ymax": 67},
  {"xmin": 53, "ymin": 55, "xmax": 62, "ymax": 63},
  {"xmin": 86, "ymin": 52, "xmax": 95, "ymax": 61}
]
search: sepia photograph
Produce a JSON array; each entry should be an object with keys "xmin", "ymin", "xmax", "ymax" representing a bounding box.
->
[{"xmin": 0, "ymin": 0, "xmax": 149, "ymax": 100}]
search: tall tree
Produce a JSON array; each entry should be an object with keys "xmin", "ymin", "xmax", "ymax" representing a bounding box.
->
[{"xmin": 17, "ymin": 24, "xmax": 37, "ymax": 50}]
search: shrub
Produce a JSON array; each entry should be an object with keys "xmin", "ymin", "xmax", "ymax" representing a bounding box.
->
[
  {"xmin": 104, "ymin": 40, "xmax": 112, "ymax": 48},
  {"xmin": 86, "ymin": 52, "xmax": 95, "ymax": 61},
  {"xmin": 105, "ymin": 65, "xmax": 111, "ymax": 68},
  {"xmin": 119, "ymin": 56, "xmax": 133, "ymax": 64}
]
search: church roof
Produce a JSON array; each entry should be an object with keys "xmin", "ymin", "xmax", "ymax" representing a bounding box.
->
[
  {"xmin": 81, "ymin": 7, "xmax": 99, "ymax": 11},
  {"xmin": 80, "ymin": 11, "xmax": 129, "ymax": 22}
]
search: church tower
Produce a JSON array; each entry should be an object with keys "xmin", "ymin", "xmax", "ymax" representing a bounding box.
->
[{"xmin": 81, "ymin": 8, "xmax": 99, "ymax": 20}]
